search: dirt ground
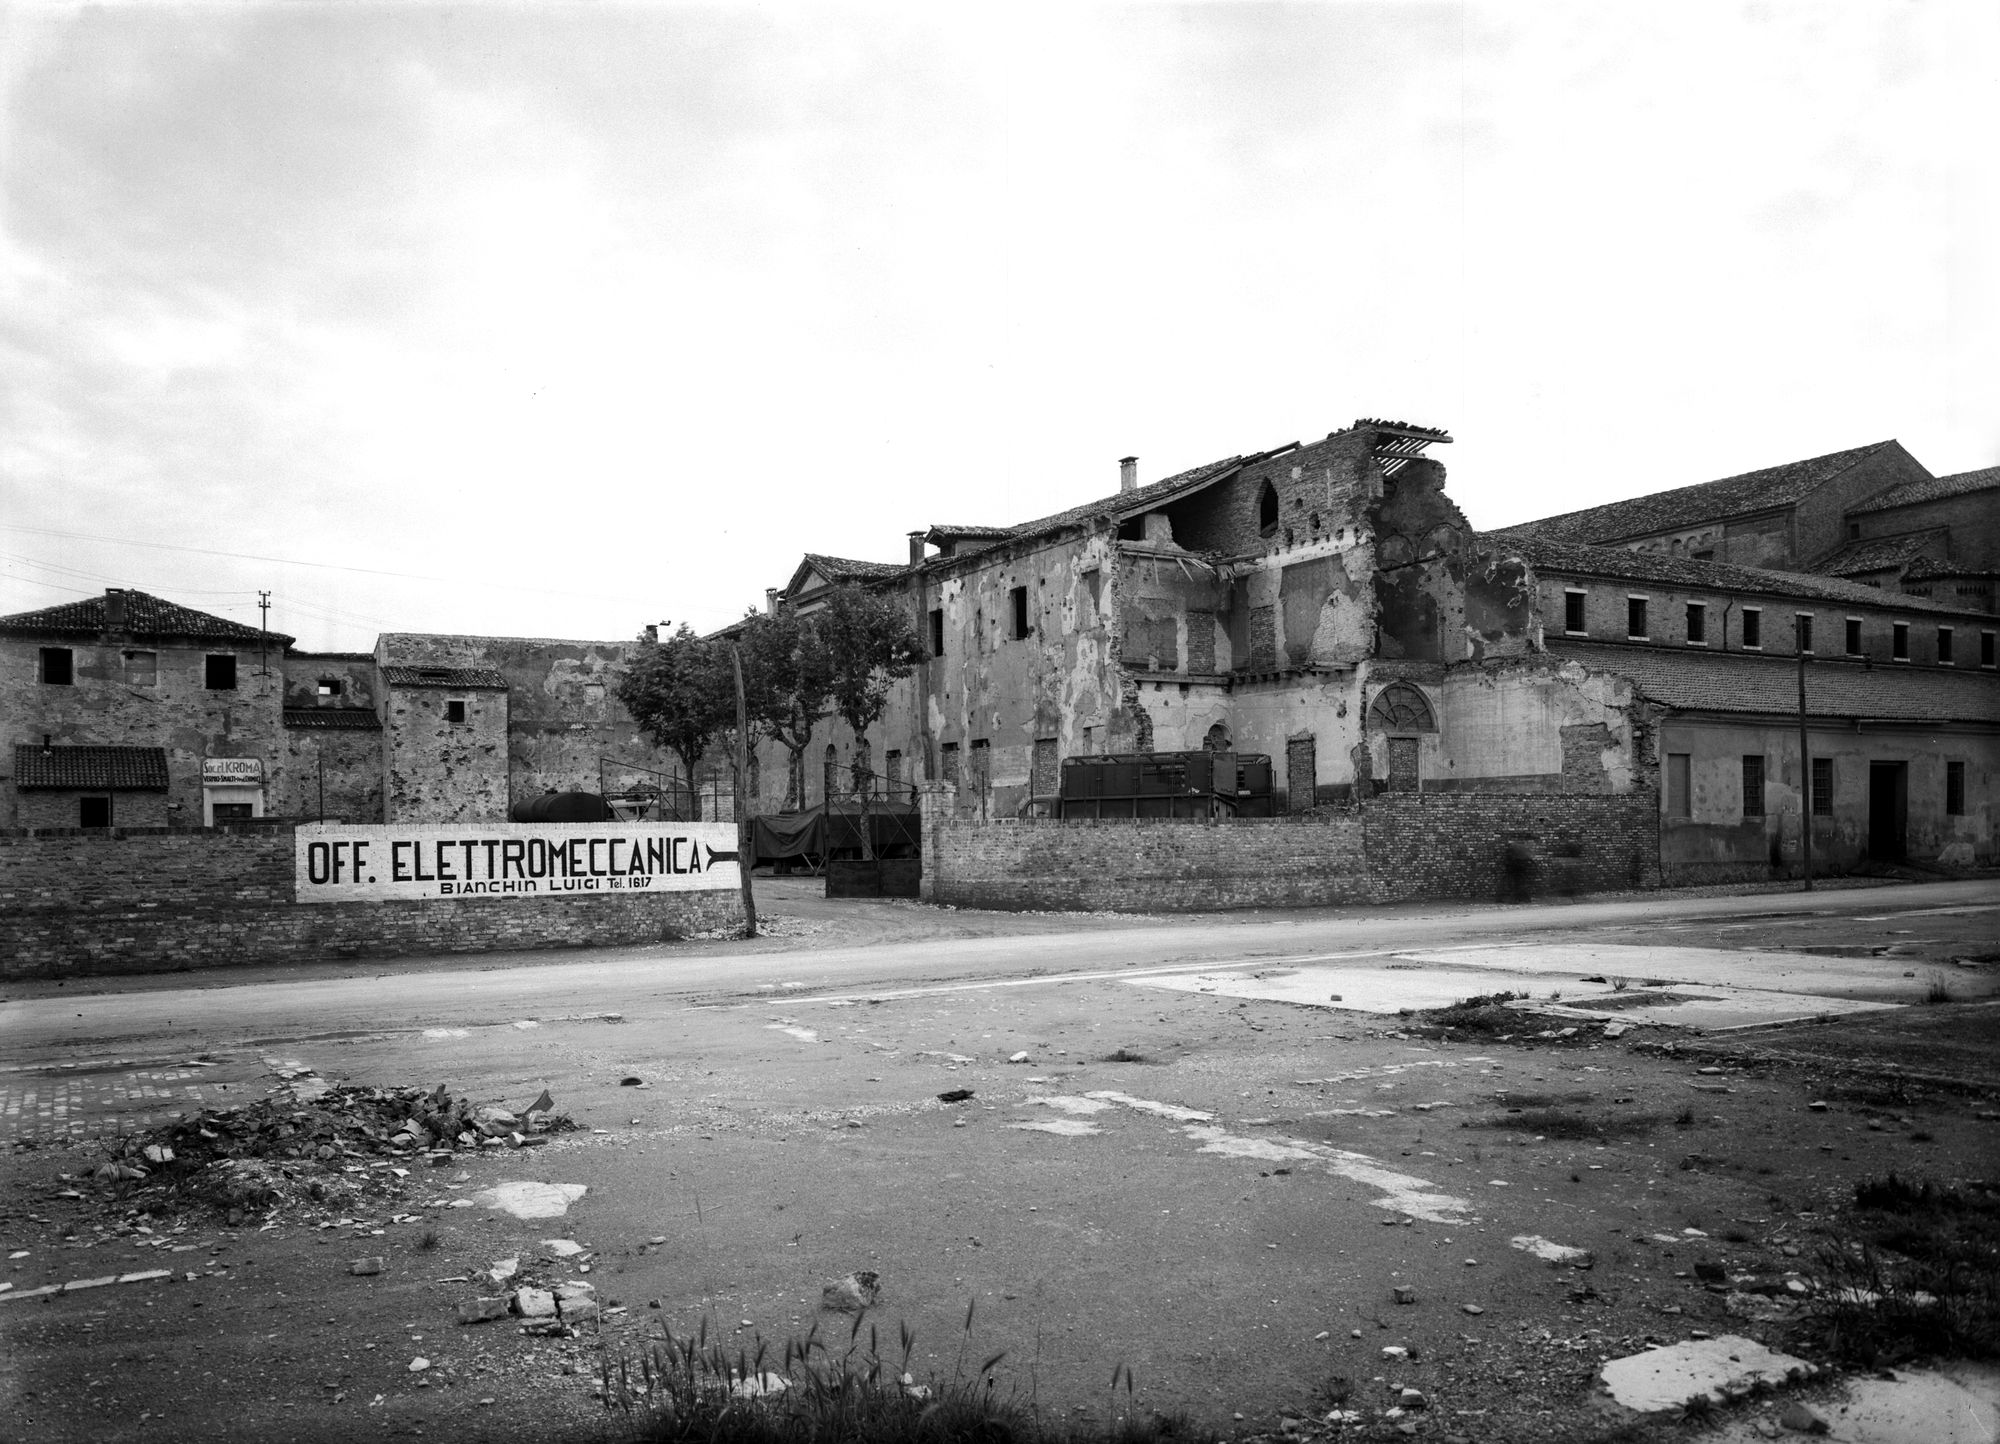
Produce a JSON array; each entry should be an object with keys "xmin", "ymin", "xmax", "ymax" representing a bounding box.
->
[{"xmin": 3, "ymin": 880, "xmax": 1996, "ymax": 1444}]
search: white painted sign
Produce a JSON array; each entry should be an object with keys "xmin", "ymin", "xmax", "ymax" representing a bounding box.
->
[
  {"xmin": 295, "ymin": 822, "xmax": 739, "ymax": 903},
  {"xmin": 202, "ymin": 757, "xmax": 263, "ymax": 784}
]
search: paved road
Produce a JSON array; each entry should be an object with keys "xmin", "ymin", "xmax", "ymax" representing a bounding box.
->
[{"xmin": 3, "ymin": 879, "xmax": 1996, "ymax": 1444}]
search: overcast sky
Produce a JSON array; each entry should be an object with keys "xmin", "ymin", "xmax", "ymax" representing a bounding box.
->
[{"xmin": 1, "ymin": 2, "xmax": 1992, "ymax": 652}]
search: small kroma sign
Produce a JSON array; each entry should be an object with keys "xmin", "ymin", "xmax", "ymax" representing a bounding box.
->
[{"xmin": 295, "ymin": 822, "xmax": 739, "ymax": 904}]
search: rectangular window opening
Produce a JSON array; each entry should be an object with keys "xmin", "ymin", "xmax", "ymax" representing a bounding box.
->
[
  {"xmin": 205, "ymin": 653, "xmax": 237, "ymax": 690},
  {"xmin": 928, "ymin": 608, "xmax": 944, "ymax": 658},
  {"xmin": 1846, "ymin": 618, "xmax": 1863, "ymax": 655},
  {"xmin": 885, "ymin": 750, "xmax": 903, "ymax": 786},
  {"xmin": 940, "ymin": 741, "xmax": 960, "ymax": 786},
  {"xmin": 317, "ymin": 678, "xmax": 344, "ymax": 698},
  {"xmin": 1742, "ymin": 608, "xmax": 1762, "ymax": 650},
  {"xmin": 1742, "ymin": 754, "xmax": 1766, "ymax": 819},
  {"xmin": 1945, "ymin": 760, "xmax": 1965, "ymax": 817},
  {"xmin": 1983, "ymin": 632, "xmax": 1996, "ymax": 669},
  {"xmin": 1010, "ymin": 584, "xmax": 1031, "ymax": 640},
  {"xmin": 123, "ymin": 650, "xmax": 157, "ymax": 686},
  {"xmin": 1892, "ymin": 622, "xmax": 1909, "ymax": 661},
  {"xmin": 1938, "ymin": 627, "xmax": 1954, "ymax": 665},
  {"xmin": 39, "ymin": 646, "xmax": 74, "ymax": 685},
  {"xmin": 445, "ymin": 697, "xmax": 468, "ymax": 725},
  {"xmin": 80, "ymin": 796, "xmax": 112, "ymax": 828},
  {"xmin": 1563, "ymin": 590, "xmax": 1587, "ymax": 634},
  {"xmin": 1627, "ymin": 596, "xmax": 1649, "ymax": 639},
  {"xmin": 1667, "ymin": 754, "xmax": 1691, "ymax": 819},
  {"xmin": 1795, "ymin": 614, "xmax": 1814, "ymax": 654},
  {"xmin": 1811, "ymin": 757, "xmax": 1833, "ymax": 817},
  {"xmin": 1685, "ymin": 602, "xmax": 1707, "ymax": 645}
]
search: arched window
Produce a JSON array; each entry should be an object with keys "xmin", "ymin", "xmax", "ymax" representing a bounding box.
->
[
  {"xmin": 1204, "ymin": 723, "xmax": 1232, "ymax": 752},
  {"xmin": 1258, "ymin": 481, "xmax": 1279, "ymax": 535},
  {"xmin": 1367, "ymin": 681, "xmax": 1437, "ymax": 733},
  {"xmin": 823, "ymin": 744, "xmax": 839, "ymax": 802}
]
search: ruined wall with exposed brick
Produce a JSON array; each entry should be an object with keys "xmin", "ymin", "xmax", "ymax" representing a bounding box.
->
[
  {"xmin": 272, "ymin": 725, "xmax": 385, "ymax": 823},
  {"xmin": 381, "ymin": 680, "xmax": 510, "ymax": 824},
  {"xmin": 0, "ymin": 825, "xmax": 741, "ymax": 979},
  {"xmin": 920, "ymin": 785, "xmax": 1658, "ymax": 911}
]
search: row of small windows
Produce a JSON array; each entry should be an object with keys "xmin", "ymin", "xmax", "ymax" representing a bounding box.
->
[
  {"xmin": 1563, "ymin": 593, "xmax": 1995, "ymax": 666},
  {"xmin": 924, "ymin": 584, "xmax": 1051, "ymax": 659},
  {"xmin": 39, "ymin": 646, "xmax": 239, "ymax": 689},
  {"xmin": 1667, "ymin": 755, "xmax": 1967, "ymax": 819}
]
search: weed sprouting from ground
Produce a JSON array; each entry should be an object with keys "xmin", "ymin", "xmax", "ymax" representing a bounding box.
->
[
  {"xmin": 1674, "ymin": 1106, "xmax": 1697, "ymax": 1128},
  {"xmin": 417, "ymin": 1227, "xmax": 439, "ymax": 1251},
  {"xmin": 1799, "ymin": 1173, "xmax": 2000, "ymax": 1366},
  {"xmin": 1422, "ymin": 992, "xmax": 1526, "ymax": 1035},
  {"xmin": 603, "ymin": 1310, "xmax": 1214, "ymax": 1444},
  {"xmin": 1103, "ymin": 1049, "xmax": 1149, "ymax": 1064},
  {"xmin": 1923, "ymin": 974, "xmax": 1956, "ymax": 1005}
]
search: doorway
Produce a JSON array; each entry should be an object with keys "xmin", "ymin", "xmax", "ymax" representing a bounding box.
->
[
  {"xmin": 1867, "ymin": 761, "xmax": 1907, "ymax": 861},
  {"xmin": 1387, "ymin": 736, "xmax": 1421, "ymax": 792}
]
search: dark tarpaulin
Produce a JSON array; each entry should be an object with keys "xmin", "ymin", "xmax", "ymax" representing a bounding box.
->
[{"xmin": 749, "ymin": 801, "xmax": 919, "ymax": 865}]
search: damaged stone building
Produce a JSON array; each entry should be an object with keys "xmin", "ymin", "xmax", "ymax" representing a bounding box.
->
[
  {"xmin": 752, "ymin": 422, "xmax": 1997, "ymax": 883},
  {"xmin": 0, "ymin": 593, "xmax": 689, "ymax": 829}
]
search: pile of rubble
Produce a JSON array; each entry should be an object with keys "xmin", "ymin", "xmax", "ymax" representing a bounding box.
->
[{"xmin": 90, "ymin": 1083, "xmax": 576, "ymax": 1220}]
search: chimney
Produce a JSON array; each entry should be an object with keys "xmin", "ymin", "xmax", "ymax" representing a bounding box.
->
[
  {"xmin": 764, "ymin": 588, "xmax": 779, "ymax": 614},
  {"xmin": 643, "ymin": 623, "xmax": 659, "ymax": 645},
  {"xmin": 1119, "ymin": 457, "xmax": 1138, "ymax": 493},
  {"xmin": 104, "ymin": 588, "xmax": 127, "ymax": 631},
  {"xmin": 908, "ymin": 531, "xmax": 927, "ymax": 566}
]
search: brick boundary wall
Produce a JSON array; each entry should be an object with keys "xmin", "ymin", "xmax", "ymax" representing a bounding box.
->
[
  {"xmin": 0, "ymin": 825, "xmax": 742, "ymax": 980},
  {"xmin": 920, "ymin": 787, "xmax": 1659, "ymax": 912}
]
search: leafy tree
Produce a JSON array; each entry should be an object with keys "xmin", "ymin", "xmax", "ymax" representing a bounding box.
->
[
  {"xmin": 815, "ymin": 585, "xmax": 925, "ymax": 858},
  {"xmin": 613, "ymin": 623, "xmax": 732, "ymax": 815},
  {"xmin": 734, "ymin": 608, "xmax": 837, "ymax": 811}
]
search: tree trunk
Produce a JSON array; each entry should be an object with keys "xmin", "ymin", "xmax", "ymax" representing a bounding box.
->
[{"xmin": 730, "ymin": 644, "xmax": 758, "ymax": 938}]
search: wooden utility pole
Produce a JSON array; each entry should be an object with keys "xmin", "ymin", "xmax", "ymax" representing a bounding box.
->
[
  {"xmin": 731, "ymin": 642, "xmax": 759, "ymax": 937},
  {"xmin": 258, "ymin": 591, "xmax": 271, "ymax": 675},
  {"xmin": 1797, "ymin": 627, "xmax": 1813, "ymax": 892}
]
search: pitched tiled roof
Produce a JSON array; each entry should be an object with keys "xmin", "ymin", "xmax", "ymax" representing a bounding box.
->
[
  {"xmin": 1491, "ymin": 441, "xmax": 1900, "ymax": 545},
  {"xmin": 1552, "ymin": 642, "xmax": 2000, "ymax": 724},
  {"xmin": 0, "ymin": 589, "xmax": 292, "ymax": 645},
  {"xmin": 926, "ymin": 525, "xmax": 1013, "ymax": 540},
  {"xmin": 1495, "ymin": 534, "xmax": 1982, "ymax": 617},
  {"xmin": 380, "ymin": 665, "xmax": 509, "ymax": 689},
  {"xmin": 1901, "ymin": 556, "xmax": 1999, "ymax": 583},
  {"xmin": 14, "ymin": 744, "xmax": 170, "ymax": 790},
  {"xmin": 1811, "ymin": 529, "xmax": 1948, "ymax": 576},
  {"xmin": 1848, "ymin": 464, "xmax": 2000, "ymax": 515},
  {"xmin": 1005, "ymin": 454, "xmax": 1253, "ymax": 541},
  {"xmin": 799, "ymin": 554, "xmax": 911, "ymax": 584},
  {"xmin": 283, "ymin": 708, "xmax": 383, "ymax": 730},
  {"xmin": 287, "ymin": 650, "xmax": 376, "ymax": 662}
]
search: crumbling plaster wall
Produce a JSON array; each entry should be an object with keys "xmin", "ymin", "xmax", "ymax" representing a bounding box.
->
[
  {"xmin": 282, "ymin": 653, "xmax": 380, "ymax": 712},
  {"xmin": 378, "ymin": 634, "xmax": 677, "ymax": 801},
  {"xmin": 1402, "ymin": 657, "xmax": 1650, "ymax": 794},
  {"xmin": 270, "ymin": 727, "xmax": 384, "ymax": 823},
  {"xmin": 381, "ymin": 682, "xmax": 509, "ymax": 824},
  {"xmin": 0, "ymin": 635, "xmax": 285, "ymax": 827}
]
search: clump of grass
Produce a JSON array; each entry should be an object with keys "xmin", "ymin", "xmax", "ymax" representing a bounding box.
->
[
  {"xmin": 1423, "ymin": 992, "xmax": 1526, "ymax": 1035},
  {"xmin": 1800, "ymin": 1173, "xmax": 2000, "ymax": 1365},
  {"xmin": 1103, "ymin": 1049, "xmax": 1149, "ymax": 1064},
  {"xmin": 1923, "ymin": 974, "xmax": 1956, "ymax": 1005},
  {"xmin": 418, "ymin": 1227, "xmax": 440, "ymax": 1251},
  {"xmin": 604, "ymin": 1308, "xmax": 1214, "ymax": 1444},
  {"xmin": 1674, "ymin": 1106, "xmax": 1698, "ymax": 1128}
]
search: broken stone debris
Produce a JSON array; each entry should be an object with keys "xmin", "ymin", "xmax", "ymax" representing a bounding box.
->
[
  {"xmin": 348, "ymin": 1257, "xmax": 384, "ymax": 1276},
  {"xmin": 937, "ymin": 1089, "xmax": 975, "ymax": 1103},
  {"xmin": 512, "ymin": 1287, "xmax": 558, "ymax": 1318},
  {"xmin": 91, "ymin": 1083, "xmax": 577, "ymax": 1219},
  {"xmin": 821, "ymin": 1270, "xmax": 882, "ymax": 1313},
  {"xmin": 457, "ymin": 1297, "xmax": 510, "ymax": 1325},
  {"xmin": 472, "ymin": 1181, "xmax": 588, "ymax": 1220}
]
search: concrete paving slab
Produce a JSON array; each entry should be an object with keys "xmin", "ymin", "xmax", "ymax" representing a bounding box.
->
[
  {"xmin": 1129, "ymin": 954, "xmax": 1898, "ymax": 1029},
  {"xmin": 1600, "ymin": 1334, "xmax": 1816, "ymax": 1412},
  {"xmin": 1699, "ymin": 1364, "xmax": 2000, "ymax": 1443}
]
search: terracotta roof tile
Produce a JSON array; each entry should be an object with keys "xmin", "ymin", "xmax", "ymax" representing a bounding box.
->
[
  {"xmin": 14, "ymin": 744, "xmax": 170, "ymax": 790},
  {"xmin": 0, "ymin": 589, "xmax": 292, "ymax": 645},
  {"xmin": 1848, "ymin": 464, "xmax": 2000, "ymax": 514},
  {"xmin": 1811, "ymin": 529, "xmax": 1948, "ymax": 576},
  {"xmin": 282, "ymin": 708, "xmax": 384, "ymax": 730},
  {"xmin": 1553, "ymin": 641, "xmax": 2000, "ymax": 723},
  {"xmin": 1495, "ymin": 534, "xmax": 1982, "ymax": 618},
  {"xmin": 1492, "ymin": 441, "xmax": 1899, "ymax": 544},
  {"xmin": 379, "ymin": 665, "xmax": 509, "ymax": 689}
]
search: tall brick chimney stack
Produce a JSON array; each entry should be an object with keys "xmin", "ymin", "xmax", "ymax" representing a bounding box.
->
[
  {"xmin": 908, "ymin": 531, "xmax": 927, "ymax": 566},
  {"xmin": 764, "ymin": 588, "xmax": 779, "ymax": 614},
  {"xmin": 104, "ymin": 588, "xmax": 127, "ymax": 631},
  {"xmin": 1119, "ymin": 457, "xmax": 1138, "ymax": 493}
]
